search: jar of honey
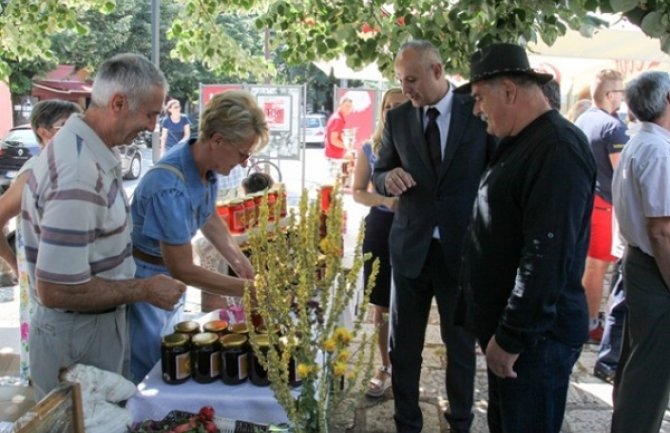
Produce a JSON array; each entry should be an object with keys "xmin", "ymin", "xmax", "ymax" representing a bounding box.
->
[
  {"xmin": 220, "ymin": 334, "xmax": 249, "ymax": 385},
  {"xmin": 249, "ymin": 334, "xmax": 271, "ymax": 386},
  {"xmin": 267, "ymin": 191, "xmax": 278, "ymax": 222},
  {"xmin": 191, "ymin": 332, "xmax": 222, "ymax": 384},
  {"xmin": 252, "ymin": 193, "xmax": 264, "ymax": 223},
  {"xmin": 229, "ymin": 199, "xmax": 246, "ymax": 233},
  {"xmin": 216, "ymin": 200, "xmax": 230, "ymax": 220},
  {"xmin": 161, "ymin": 333, "xmax": 191, "ymax": 385},
  {"xmin": 203, "ymin": 319, "xmax": 229, "ymax": 337},
  {"xmin": 174, "ymin": 320, "xmax": 201, "ymax": 339},
  {"xmin": 279, "ymin": 335, "xmax": 302, "ymax": 388},
  {"xmin": 244, "ymin": 197, "xmax": 256, "ymax": 229},
  {"xmin": 228, "ymin": 322, "xmax": 249, "ymax": 336}
]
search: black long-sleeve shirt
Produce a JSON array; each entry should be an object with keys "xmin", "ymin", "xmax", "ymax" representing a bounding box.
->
[{"xmin": 461, "ymin": 110, "xmax": 596, "ymax": 353}]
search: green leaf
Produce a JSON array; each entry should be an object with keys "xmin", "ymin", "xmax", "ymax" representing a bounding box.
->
[
  {"xmin": 609, "ymin": 0, "xmax": 640, "ymax": 13},
  {"xmin": 641, "ymin": 11, "xmax": 666, "ymax": 37},
  {"xmin": 102, "ymin": 1, "xmax": 116, "ymax": 14}
]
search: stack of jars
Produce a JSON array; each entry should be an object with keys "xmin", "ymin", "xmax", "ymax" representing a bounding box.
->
[
  {"xmin": 160, "ymin": 318, "xmax": 301, "ymax": 388},
  {"xmin": 214, "ymin": 185, "xmax": 288, "ymax": 234}
]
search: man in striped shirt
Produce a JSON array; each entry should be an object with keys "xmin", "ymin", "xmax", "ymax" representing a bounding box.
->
[{"xmin": 21, "ymin": 53, "xmax": 186, "ymax": 400}]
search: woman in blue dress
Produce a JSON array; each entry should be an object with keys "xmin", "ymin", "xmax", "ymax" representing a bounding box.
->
[
  {"xmin": 128, "ymin": 90, "xmax": 269, "ymax": 382},
  {"xmin": 160, "ymin": 99, "xmax": 191, "ymax": 153}
]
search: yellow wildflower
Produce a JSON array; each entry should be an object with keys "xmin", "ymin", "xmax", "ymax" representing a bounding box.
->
[
  {"xmin": 323, "ymin": 338, "xmax": 337, "ymax": 352},
  {"xmin": 333, "ymin": 362, "xmax": 347, "ymax": 377},
  {"xmin": 297, "ymin": 363, "xmax": 312, "ymax": 378},
  {"xmin": 337, "ymin": 350, "xmax": 349, "ymax": 362},
  {"xmin": 334, "ymin": 327, "xmax": 353, "ymax": 345}
]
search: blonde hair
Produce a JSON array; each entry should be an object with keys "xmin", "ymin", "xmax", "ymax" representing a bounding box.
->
[
  {"xmin": 199, "ymin": 90, "xmax": 270, "ymax": 153},
  {"xmin": 566, "ymin": 99, "xmax": 592, "ymax": 123},
  {"xmin": 592, "ymin": 69, "xmax": 623, "ymax": 103},
  {"xmin": 371, "ymin": 88, "xmax": 403, "ymax": 155}
]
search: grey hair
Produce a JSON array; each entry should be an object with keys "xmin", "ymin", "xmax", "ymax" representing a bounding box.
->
[
  {"xmin": 625, "ymin": 71, "xmax": 670, "ymax": 122},
  {"xmin": 30, "ymin": 99, "xmax": 82, "ymax": 135},
  {"xmin": 90, "ymin": 53, "xmax": 168, "ymax": 112},
  {"xmin": 397, "ymin": 40, "xmax": 443, "ymax": 66}
]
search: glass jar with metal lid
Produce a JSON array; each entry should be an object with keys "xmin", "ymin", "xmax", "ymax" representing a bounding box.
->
[
  {"xmin": 279, "ymin": 335, "xmax": 302, "ymax": 388},
  {"xmin": 228, "ymin": 322, "xmax": 249, "ymax": 336},
  {"xmin": 161, "ymin": 333, "xmax": 191, "ymax": 385},
  {"xmin": 174, "ymin": 320, "xmax": 201, "ymax": 339},
  {"xmin": 229, "ymin": 199, "xmax": 246, "ymax": 233},
  {"xmin": 203, "ymin": 319, "xmax": 229, "ymax": 337},
  {"xmin": 249, "ymin": 334, "xmax": 271, "ymax": 386},
  {"xmin": 190, "ymin": 332, "xmax": 222, "ymax": 384},
  {"xmin": 220, "ymin": 334, "xmax": 249, "ymax": 385}
]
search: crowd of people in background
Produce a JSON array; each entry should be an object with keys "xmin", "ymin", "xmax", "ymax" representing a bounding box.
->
[{"xmin": 2, "ymin": 40, "xmax": 670, "ymax": 433}]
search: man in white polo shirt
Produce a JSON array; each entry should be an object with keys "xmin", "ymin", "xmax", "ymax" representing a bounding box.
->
[{"xmin": 21, "ymin": 53, "xmax": 186, "ymax": 400}]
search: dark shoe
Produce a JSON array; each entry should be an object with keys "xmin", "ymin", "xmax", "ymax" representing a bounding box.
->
[{"xmin": 593, "ymin": 365, "xmax": 615, "ymax": 383}]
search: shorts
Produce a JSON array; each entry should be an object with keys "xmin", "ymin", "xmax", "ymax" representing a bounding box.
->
[{"xmin": 588, "ymin": 195, "xmax": 617, "ymax": 262}]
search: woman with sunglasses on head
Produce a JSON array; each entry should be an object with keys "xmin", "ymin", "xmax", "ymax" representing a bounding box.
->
[
  {"xmin": 352, "ymin": 88, "xmax": 408, "ymax": 398},
  {"xmin": 128, "ymin": 90, "xmax": 269, "ymax": 382},
  {"xmin": 160, "ymin": 99, "xmax": 191, "ymax": 154},
  {"xmin": 0, "ymin": 99, "xmax": 82, "ymax": 382}
]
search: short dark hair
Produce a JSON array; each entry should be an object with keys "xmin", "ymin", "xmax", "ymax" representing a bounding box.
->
[
  {"xmin": 242, "ymin": 172, "xmax": 274, "ymax": 194},
  {"xmin": 542, "ymin": 79, "xmax": 561, "ymax": 111}
]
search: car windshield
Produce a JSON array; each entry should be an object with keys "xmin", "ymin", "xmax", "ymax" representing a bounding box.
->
[
  {"xmin": 2, "ymin": 129, "xmax": 36, "ymax": 147},
  {"xmin": 305, "ymin": 117, "xmax": 323, "ymax": 128}
]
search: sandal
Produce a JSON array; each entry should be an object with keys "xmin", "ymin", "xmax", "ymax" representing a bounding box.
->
[{"xmin": 366, "ymin": 366, "xmax": 392, "ymax": 398}]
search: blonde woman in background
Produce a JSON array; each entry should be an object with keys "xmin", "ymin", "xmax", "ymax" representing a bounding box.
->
[{"xmin": 353, "ymin": 88, "xmax": 407, "ymax": 397}]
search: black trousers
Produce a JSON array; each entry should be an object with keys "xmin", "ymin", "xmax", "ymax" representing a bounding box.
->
[{"xmin": 390, "ymin": 239, "xmax": 476, "ymax": 433}]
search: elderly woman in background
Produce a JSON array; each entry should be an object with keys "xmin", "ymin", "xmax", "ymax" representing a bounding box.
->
[
  {"xmin": 128, "ymin": 90, "xmax": 269, "ymax": 382},
  {"xmin": 0, "ymin": 99, "xmax": 82, "ymax": 381},
  {"xmin": 352, "ymin": 88, "xmax": 408, "ymax": 397}
]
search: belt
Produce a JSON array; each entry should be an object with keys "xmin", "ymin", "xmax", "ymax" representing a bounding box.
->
[
  {"xmin": 64, "ymin": 307, "xmax": 117, "ymax": 315},
  {"xmin": 132, "ymin": 247, "xmax": 165, "ymax": 266}
]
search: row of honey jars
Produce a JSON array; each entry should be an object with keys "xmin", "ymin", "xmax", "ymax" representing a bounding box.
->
[{"xmin": 162, "ymin": 322, "xmax": 300, "ymax": 387}]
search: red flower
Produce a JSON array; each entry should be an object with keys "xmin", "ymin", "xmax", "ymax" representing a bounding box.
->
[{"xmin": 198, "ymin": 406, "xmax": 215, "ymax": 422}]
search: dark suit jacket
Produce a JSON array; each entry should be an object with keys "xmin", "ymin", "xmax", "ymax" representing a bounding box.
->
[{"xmin": 372, "ymin": 92, "xmax": 493, "ymax": 280}]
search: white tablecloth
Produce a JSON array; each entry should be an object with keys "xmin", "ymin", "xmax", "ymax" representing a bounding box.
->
[
  {"xmin": 126, "ymin": 309, "xmax": 293, "ymax": 424},
  {"xmin": 126, "ymin": 359, "xmax": 291, "ymax": 424}
]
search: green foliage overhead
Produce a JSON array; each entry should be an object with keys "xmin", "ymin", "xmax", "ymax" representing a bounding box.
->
[
  {"xmin": 0, "ymin": 0, "xmax": 113, "ymax": 80},
  {"xmin": 1, "ymin": 0, "xmax": 669, "ymax": 87}
]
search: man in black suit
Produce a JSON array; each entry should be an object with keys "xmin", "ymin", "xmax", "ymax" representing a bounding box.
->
[{"xmin": 372, "ymin": 40, "xmax": 492, "ymax": 433}]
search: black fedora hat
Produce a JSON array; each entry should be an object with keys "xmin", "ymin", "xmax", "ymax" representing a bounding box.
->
[{"xmin": 454, "ymin": 43, "xmax": 553, "ymax": 94}]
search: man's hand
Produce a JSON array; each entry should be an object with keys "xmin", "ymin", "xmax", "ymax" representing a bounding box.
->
[
  {"xmin": 384, "ymin": 168, "xmax": 416, "ymax": 196},
  {"xmin": 144, "ymin": 274, "xmax": 187, "ymax": 310},
  {"xmin": 485, "ymin": 335, "xmax": 519, "ymax": 379}
]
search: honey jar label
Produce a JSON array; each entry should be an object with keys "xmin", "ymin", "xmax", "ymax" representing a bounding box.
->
[
  {"xmin": 176, "ymin": 352, "xmax": 191, "ymax": 380},
  {"xmin": 210, "ymin": 352, "xmax": 221, "ymax": 377},
  {"xmin": 238, "ymin": 353, "xmax": 249, "ymax": 380}
]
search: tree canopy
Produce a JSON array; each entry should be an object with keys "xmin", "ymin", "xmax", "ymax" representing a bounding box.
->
[{"xmin": 0, "ymin": 0, "xmax": 668, "ymax": 84}]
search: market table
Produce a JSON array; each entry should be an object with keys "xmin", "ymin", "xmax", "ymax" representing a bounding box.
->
[
  {"xmin": 126, "ymin": 354, "xmax": 292, "ymax": 425},
  {"xmin": 126, "ymin": 308, "xmax": 296, "ymax": 425}
]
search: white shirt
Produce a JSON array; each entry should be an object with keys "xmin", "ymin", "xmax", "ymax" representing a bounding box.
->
[
  {"xmin": 422, "ymin": 85, "xmax": 454, "ymax": 160},
  {"xmin": 613, "ymin": 121, "xmax": 670, "ymax": 256},
  {"xmin": 423, "ymin": 84, "xmax": 454, "ymax": 239}
]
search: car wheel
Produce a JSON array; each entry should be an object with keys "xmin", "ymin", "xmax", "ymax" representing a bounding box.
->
[{"xmin": 124, "ymin": 153, "xmax": 142, "ymax": 180}]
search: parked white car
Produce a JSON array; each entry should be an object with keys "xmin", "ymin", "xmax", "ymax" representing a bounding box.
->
[{"xmin": 303, "ymin": 114, "xmax": 327, "ymax": 147}]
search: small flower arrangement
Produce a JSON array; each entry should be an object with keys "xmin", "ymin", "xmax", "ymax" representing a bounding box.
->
[{"xmin": 243, "ymin": 184, "xmax": 379, "ymax": 433}]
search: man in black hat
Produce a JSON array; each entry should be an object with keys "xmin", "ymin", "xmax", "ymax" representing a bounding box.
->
[
  {"xmin": 372, "ymin": 39, "xmax": 493, "ymax": 433},
  {"xmin": 456, "ymin": 43, "xmax": 597, "ymax": 433}
]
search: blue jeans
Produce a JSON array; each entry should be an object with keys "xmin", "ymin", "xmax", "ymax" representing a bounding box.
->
[
  {"xmin": 595, "ymin": 259, "xmax": 626, "ymax": 374},
  {"xmin": 484, "ymin": 336, "xmax": 581, "ymax": 433}
]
